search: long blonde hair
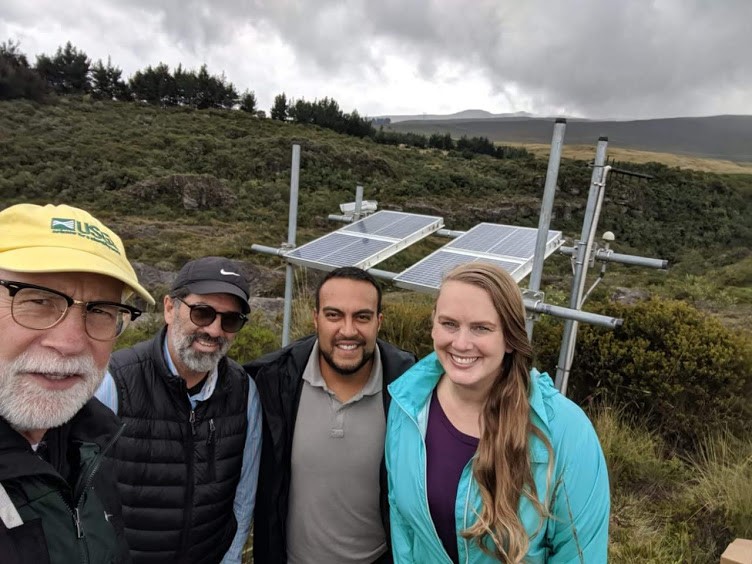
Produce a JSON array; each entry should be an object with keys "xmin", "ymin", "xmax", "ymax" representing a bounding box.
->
[{"xmin": 440, "ymin": 263, "xmax": 553, "ymax": 562}]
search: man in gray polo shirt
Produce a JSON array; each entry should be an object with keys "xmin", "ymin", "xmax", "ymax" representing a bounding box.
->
[{"xmin": 246, "ymin": 266, "xmax": 416, "ymax": 564}]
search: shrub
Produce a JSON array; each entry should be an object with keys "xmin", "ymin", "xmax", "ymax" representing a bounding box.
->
[
  {"xmin": 115, "ymin": 314, "xmax": 163, "ymax": 351},
  {"xmin": 567, "ymin": 298, "xmax": 752, "ymax": 449},
  {"xmin": 380, "ymin": 297, "xmax": 434, "ymax": 358},
  {"xmin": 228, "ymin": 319, "xmax": 280, "ymax": 364}
]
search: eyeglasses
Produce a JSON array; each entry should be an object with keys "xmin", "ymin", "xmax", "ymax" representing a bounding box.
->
[
  {"xmin": 173, "ymin": 297, "xmax": 247, "ymax": 333},
  {"xmin": 1, "ymin": 279, "xmax": 142, "ymax": 341}
]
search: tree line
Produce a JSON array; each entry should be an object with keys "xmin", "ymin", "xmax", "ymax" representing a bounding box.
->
[
  {"xmin": 0, "ymin": 40, "xmax": 256, "ymax": 111},
  {"xmin": 1, "ymin": 39, "xmax": 529, "ymax": 160}
]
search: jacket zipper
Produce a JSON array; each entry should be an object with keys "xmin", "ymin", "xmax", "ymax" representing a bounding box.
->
[
  {"xmin": 207, "ymin": 418, "xmax": 216, "ymax": 482},
  {"xmin": 75, "ymin": 423, "xmax": 126, "ymax": 499},
  {"xmin": 189, "ymin": 409, "xmax": 197, "ymax": 435},
  {"xmin": 179, "ymin": 408, "xmax": 196, "ymax": 559},
  {"xmin": 58, "ymin": 423, "xmax": 126, "ymax": 564},
  {"xmin": 55, "ymin": 492, "xmax": 88, "ymax": 564},
  {"xmin": 461, "ymin": 471, "xmax": 473, "ymax": 564}
]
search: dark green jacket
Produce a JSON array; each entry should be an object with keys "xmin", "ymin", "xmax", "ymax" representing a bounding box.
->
[{"xmin": 0, "ymin": 399, "xmax": 131, "ymax": 564}]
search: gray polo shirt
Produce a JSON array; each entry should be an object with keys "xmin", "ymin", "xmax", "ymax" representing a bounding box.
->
[{"xmin": 287, "ymin": 341, "xmax": 388, "ymax": 564}]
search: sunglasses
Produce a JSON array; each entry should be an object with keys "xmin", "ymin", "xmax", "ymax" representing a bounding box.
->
[{"xmin": 174, "ymin": 297, "xmax": 247, "ymax": 333}]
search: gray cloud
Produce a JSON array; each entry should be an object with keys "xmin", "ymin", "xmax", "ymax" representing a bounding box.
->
[{"xmin": 1, "ymin": 0, "xmax": 750, "ymax": 118}]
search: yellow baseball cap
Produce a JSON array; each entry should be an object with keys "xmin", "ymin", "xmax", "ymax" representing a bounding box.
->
[{"xmin": 0, "ymin": 203, "xmax": 155, "ymax": 305}]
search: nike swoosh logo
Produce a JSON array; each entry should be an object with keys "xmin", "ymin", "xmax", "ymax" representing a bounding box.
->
[{"xmin": 220, "ymin": 269, "xmax": 241, "ymax": 276}]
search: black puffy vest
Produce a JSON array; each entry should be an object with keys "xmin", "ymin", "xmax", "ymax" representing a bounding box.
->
[{"xmin": 108, "ymin": 327, "xmax": 248, "ymax": 564}]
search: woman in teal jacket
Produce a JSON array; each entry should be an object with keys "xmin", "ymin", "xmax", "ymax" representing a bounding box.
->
[{"xmin": 385, "ymin": 263, "xmax": 610, "ymax": 563}]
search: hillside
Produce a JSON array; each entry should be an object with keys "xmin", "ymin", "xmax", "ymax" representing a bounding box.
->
[
  {"xmin": 388, "ymin": 114, "xmax": 752, "ymax": 162},
  {"xmin": 1, "ymin": 97, "xmax": 750, "ymax": 291}
]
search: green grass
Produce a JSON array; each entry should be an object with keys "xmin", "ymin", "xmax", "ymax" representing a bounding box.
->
[
  {"xmin": 594, "ymin": 408, "xmax": 751, "ymax": 563},
  {"xmin": 686, "ymin": 431, "xmax": 752, "ymax": 539}
]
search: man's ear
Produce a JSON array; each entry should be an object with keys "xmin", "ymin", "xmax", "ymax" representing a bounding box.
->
[
  {"xmin": 163, "ymin": 295, "xmax": 175, "ymax": 325},
  {"xmin": 312, "ymin": 307, "xmax": 319, "ymax": 332},
  {"xmin": 377, "ymin": 312, "xmax": 383, "ymax": 331}
]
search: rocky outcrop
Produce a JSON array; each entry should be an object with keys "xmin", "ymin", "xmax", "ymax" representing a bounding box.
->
[
  {"xmin": 612, "ymin": 287, "xmax": 651, "ymax": 305},
  {"xmin": 123, "ymin": 174, "xmax": 237, "ymax": 210}
]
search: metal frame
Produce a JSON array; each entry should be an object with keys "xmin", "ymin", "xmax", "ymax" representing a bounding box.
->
[{"xmin": 252, "ymin": 122, "xmax": 668, "ymax": 394}]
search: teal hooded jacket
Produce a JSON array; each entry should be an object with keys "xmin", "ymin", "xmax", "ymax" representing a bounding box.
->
[{"xmin": 385, "ymin": 353, "xmax": 610, "ymax": 563}]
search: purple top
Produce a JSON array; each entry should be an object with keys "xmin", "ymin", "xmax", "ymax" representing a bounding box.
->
[{"xmin": 426, "ymin": 390, "xmax": 480, "ymax": 564}]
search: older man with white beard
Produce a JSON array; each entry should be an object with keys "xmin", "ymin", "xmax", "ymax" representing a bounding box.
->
[
  {"xmin": 95, "ymin": 256, "xmax": 262, "ymax": 564},
  {"xmin": 0, "ymin": 203, "xmax": 154, "ymax": 564}
]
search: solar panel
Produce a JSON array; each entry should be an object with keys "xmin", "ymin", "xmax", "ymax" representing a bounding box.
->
[
  {"xmin": 285, "ymin": 211, "xmax": 443, "ymax": 271},
  {"xmin": 394, "ymin": 223, "xmax": 563, "ymax": 292},
  {"xmin": 342, "ymin": 212, "xmax": 441, "ymax": 239}
]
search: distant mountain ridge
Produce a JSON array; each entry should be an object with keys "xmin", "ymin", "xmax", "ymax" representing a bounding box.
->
[
  {"xmin": 379, "ymin": 109, "xmax": 535, "ymax": 123},
  {"xmin": 386, "ymin": 113, "xmax": 752, "ymax": 162}
]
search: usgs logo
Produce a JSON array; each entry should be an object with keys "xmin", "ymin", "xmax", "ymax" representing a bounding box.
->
[{"xmin": 50, "ymin": 218, "xmax": 121, "ymax": 255}]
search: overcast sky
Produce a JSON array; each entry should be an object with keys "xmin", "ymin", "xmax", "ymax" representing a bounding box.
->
[{"xmin": 2, "ymin": 0, "xmax": 750, "ymax": 119}]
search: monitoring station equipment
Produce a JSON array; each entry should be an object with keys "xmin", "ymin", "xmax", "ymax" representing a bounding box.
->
[{"xmin": 252, "ymin": 120, "xmax": 667, "ymax": 395}]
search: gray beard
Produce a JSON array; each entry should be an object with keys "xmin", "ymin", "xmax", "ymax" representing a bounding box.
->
[
  {"xmin": 0, "ymin": 351, "xmax": 103, "ymax": 433},
  {"xmin": 172, "ymin": 330, "xmax": 230, "ymax": 374}
]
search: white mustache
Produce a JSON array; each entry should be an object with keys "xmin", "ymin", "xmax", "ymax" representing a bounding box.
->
[{"xmin": 10, "ymin": 351, "xmax": 99, "ymax": 379}]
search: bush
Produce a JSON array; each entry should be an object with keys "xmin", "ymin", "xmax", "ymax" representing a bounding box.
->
[
  {"xmin": 380, "ymin": 297, "xmax": 434, "ymax": 358},
  {"xmin": 567, "ymin": 299, "xmax": 752, "ymax": 449},
  {"xmin": 228, "ymin": 320, "xmax": 280, "ymax": 364}
]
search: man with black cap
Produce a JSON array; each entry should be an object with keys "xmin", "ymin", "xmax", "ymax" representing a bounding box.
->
[
  {"xmin": 95, "ymin": 256, "xmax": 262, "ymax": 564},
  {"xmin": 0, "ymin": 203, "xmax": 154, "ymax": 564}
]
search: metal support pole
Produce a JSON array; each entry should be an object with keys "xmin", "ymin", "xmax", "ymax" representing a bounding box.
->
[
  {"xmin": 525, "ymin": 299, "xmax": 621, "ymax": 328},
  {"xmin": 281, "ymin": 144, "xmax": 301, "ymax": 346},
  {"xmin": 583, "ymin": 166, "xmax": 611, "ymax": 274},
  {"xmin": 435, "ymin": 228, "xmax": 465, "ymax": 238},
  {"xmin": 555, "ymin": 137, "xmax": 609, "ymax": 394},
  {"xmin": 250, "ymin": 244, "xmax": 288, "ymax": 256},
  {"xmin": 526, "ymin": 118, "xmax": 567, "ymax": 339},
  {"xmin": 327, "ymin": 214, "xmax": 354, "ymax": 223},
  {"xmin": 363, "ymin": 268, "xmax": 621, "ymax": 328},
  {"xmin": 581, "ymin": 242, "xmax": 610, "ymax": 305},
  {"xmin": 366, "ymin": 267, "xmax": 398, "ymax": 281},
  {"xmin": 558, "ymin": 246, "xmax": 669, "ymax": 270},
  {"xmin": 354, "ymin": 185, "xmax": 364, "ymax": 221}
]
